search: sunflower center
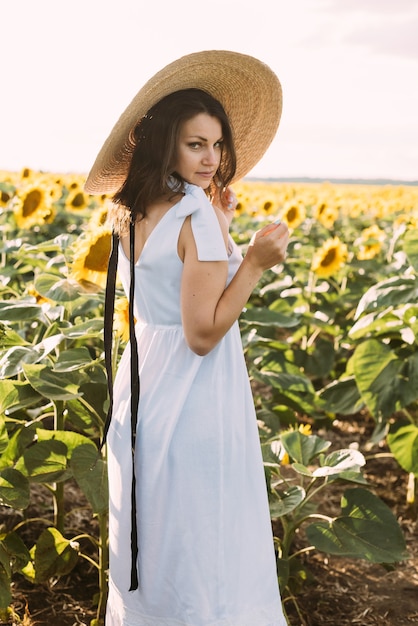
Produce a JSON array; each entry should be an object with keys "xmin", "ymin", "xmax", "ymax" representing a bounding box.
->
[
  {"xmin": 22, "ymin": 190, "xmax": 43, "ymax": 217},
  {"xmin": 84, "ymin": 234, "xmax": 111, "ymax": 272},
  {"xmin": 71, "ymin": 192, "xmax": 86, "ymax": 208},
  {"xmin": 321, "ymin": 248, "xmax": 337, "ymax": 267},
  {"xmin": 287, "ymin": 207, "xmax": 297, "ymax": 222}
]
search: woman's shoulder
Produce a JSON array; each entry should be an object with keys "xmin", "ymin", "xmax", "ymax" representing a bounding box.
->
[{"xmin": 177, "ymin": 186, "xmax": 228, "ymax": 262}]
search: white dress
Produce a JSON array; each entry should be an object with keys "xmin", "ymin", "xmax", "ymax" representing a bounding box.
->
[{"xmin": 106, "ymin": 183, "xmax": 287, "ymax": 626}]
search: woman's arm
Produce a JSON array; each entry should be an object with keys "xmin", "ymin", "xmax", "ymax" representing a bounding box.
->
[{"xmin": 179, "ymin": 208, "xmax": 289, "ymax": 356}]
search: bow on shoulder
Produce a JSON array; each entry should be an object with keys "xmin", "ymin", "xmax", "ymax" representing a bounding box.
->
[{"xmin": 175, "ymin": 184, "xmax": 228, "ymax": 262}]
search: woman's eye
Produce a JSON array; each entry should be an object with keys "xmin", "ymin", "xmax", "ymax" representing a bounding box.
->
[
  {"xmin": 214, "ymin": 140, "xmax": 224, "ymax": 149},
  {"xmin": 188, "ymin": 142, "xmax": 201, "ymax": 149}
]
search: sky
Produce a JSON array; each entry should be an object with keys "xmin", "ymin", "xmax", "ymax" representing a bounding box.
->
[{"xmin": 2, "ymin": 0, "xmax": 418, "ymax": 182}]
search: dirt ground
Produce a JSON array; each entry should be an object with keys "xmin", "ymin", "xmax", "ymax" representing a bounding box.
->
[
  {"xmin": 282, "ymin": 415, "xmax": 418, "ymax": 626},
  {"xmin": 2, "ymin": 415, "xmax": 417, "ymax": 626}
]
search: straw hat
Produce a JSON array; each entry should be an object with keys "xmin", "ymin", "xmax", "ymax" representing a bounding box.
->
[{"xmin": 84, "ymin": 50, "xmax": 282, "ymax": 195}]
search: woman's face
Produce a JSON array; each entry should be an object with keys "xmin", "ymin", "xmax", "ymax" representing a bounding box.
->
[{"xmin": 173, "ymin": 113, "xmax": 223, "ymax": 189}]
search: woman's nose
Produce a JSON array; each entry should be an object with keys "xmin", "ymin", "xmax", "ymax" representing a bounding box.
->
[{"xmin": 202, "ymin": 147, "xmax": 218, "ymax": 165}]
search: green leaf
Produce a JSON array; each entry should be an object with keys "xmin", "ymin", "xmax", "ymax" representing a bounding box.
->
[
  {"xmin": 0, "ymin": 301, "xmax": 43, "ymax": 322},
  {"xmin": 0, "ymin": 416, "xmax": 8, "ymax": 456},
  {"xmin": 0, "ymin": 380, "xmax": 42, "ymax": 417},
  {"xmin": 0, "ymin": 468, "xmax": 30, "ymax": 509},
  {"xmin": 0, "ymin": 532, "xmax": 31, "ymax": 572},
  {"xmin": 328, "ymin": 470, "xmax": 369, "ymax": 485},
  {"xmin": 0, "ymin": 544, "xmax": 10, "ymax": 579},
  {"xmin": 276, "ymin": 556, "xmax": 290, "ymax": 592},
  {"xmin": 291, "ymin": 463, "xmax": 313, "ymax": 477},
  {"xmin": 355, "ymin": 276, "xmax": 418, "ymax": 318},
  {"xmin": 33, "ymin": 527, "xmax": 79, "ymax": 582},
  {"xmin": 0, "ymin": 346, "xmax": 42, "ymax": 378},
  {"xmin": 352, "ymin": 340, "xmax": 418, "ymax": 420},
  {"xmin": 66, "ymin": 380, "xmax": 107, "ymax": 433},
  {"xmin": 387, "ymin": 422, "xmax": 418, "ymax": 475},
  {"xmin": 293, "ymin": 337, "xmax": 336, "ymax": 379},
  {"xmin": 0, "ymin": 325, "xmax": 28, "ymax": 347},
  {"xmin": 0, "ymin": 564, "xmax": 11, "ymax": 609},
  {"xmin": 281, "ymin": 430, "xmax": 330, "ymax": 465},
  {"xmin": 22, "ymin": 363, "xmax": 83, "ymax": 401},
  {"xmin": 61, "ymin": 318, "xmax": 104, "ymax": 339},
  {"xmin": 34, "ymin": 274, "xmax": 87, "ymax": 302},
  {"xmin": 306, "ymin": 487, "xmax": 408, "ymax": 563},
  {"xmin": 403, "ymin": 228, "xmax": 418, "ymax": 272},
  {"xmin": 254, "ymin": 370, "xmax": 320, "ymax": 416},
  {"xmin": 241, "ymin": 306, "xmax": 300, "ymax": 329},
  {"xmin": 54, "ymin": 347, "xmax": 95, "ymax": 372},
  {"xmin": 0, "ymin": 425, "xmax": 37, "ymax": 471},
  {"xmin": 0, "ymin": 336, "xmax": 68, "ymax": 379},
  {"xmin": 261, "ymin": 441, "xmax": 281, "ymax": 466},
  {"xmin": 349, "ymin": 310, "xmax": 406, "ymax": 341},
  {"xmin": 318, "ymin": 377, "xmax": 364, "ymax": 415},
  {"xmin": 270, "ymin": 485, "xmax": 305, "ymax": 517},
  {"xmin": 313, "ymin": 449, "xmax": 365, "ymax": 477},
  {"xmin": 71, "ymin": 444, "xmax": 108, "ymax": 514},
  {"xmin": 15, "ymin": 440, "xmax": 70, "ymax": 483},
  {"xmin": 36, "ymin": 429, "xmax": 94, "ymax": 458}
]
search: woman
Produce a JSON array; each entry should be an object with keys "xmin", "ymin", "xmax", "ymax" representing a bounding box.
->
[{"xmin": 85, "ymin": 50, "xmax": 289, "ymax": 626}]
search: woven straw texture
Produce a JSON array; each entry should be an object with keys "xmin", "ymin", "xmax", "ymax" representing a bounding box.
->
[{"xmin": 84, "ymin": 50, "xmax": 282, "ymax": 195}]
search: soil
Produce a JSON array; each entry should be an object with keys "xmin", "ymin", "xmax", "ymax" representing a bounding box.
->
[
  {"xmin": 282, "ymin": 415, "xmax": 418, "ymax": 626},
  {"xmin": 2, "ymin": 415, "xmax": 417, "ymax": 626}
]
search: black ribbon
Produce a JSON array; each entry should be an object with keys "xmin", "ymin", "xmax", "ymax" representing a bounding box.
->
[
  {"xmin": 128, "ymin": 221, "xmax": 140, "ymax": 590},
  {"xmin": 102, "ymin": 231, "xmax": 119, "ymax": 447},
  {"xmin": 102, "ymin": 226, "xmax": 140, "ymax": 591}
]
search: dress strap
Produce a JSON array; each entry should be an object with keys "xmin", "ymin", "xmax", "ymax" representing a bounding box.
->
[
  {"xmin": 102, "ymin": 231, "xmax": 119, "ymax": 447},
  {"xmin": 102, "ymin": 225, "xmax": 140, "ymax": 591},
  {"xmin": 176, "ymin": 184, "xmax": 228, "ymax": 262},
  {"xmin": 128, "ymin": 220, "xmax": 140, "ymax": 591}
]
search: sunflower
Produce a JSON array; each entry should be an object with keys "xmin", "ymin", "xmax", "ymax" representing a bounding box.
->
[
  {"xmin": 113, "ymin": 297, "xmax": 133, "ymax": 341},
  {"xmin": 356, "ymin": 225, "xmax": 385, "ymax": 260},
  {"xmin": 273, "ymin": 423, "xmax": 313, "ymax": 466},
  {"xmin": 13, "ymin": 184, "xmax": 55, "ymax": 229},
  {"xmin": 281, "ymin": 200, "xmax": 306, "ymax": 229},
  {"xmin": 63, "ymin": 174, "xmax": 86, "ymax": 191},
  {"xmin": 314, "ymin": 201, "xmax": 339, "ymax": 229},
  {"xmin": 44, "ymin": 178, "xmax": 64, "ymax": 203},
  {"xmin": 0, "ymin": 188, "xmax": 13, "ymax": 207},
  {"xmin": 88, "ymin": 205, "xmax": 110, "ymax": 230},
  {"xmin": 298, "ymin": 423, "xmax": 312, "ymax": 436},
  {"xmin": 65, "ymin": 188, "xmax": 90, "ymax": 211},
  {"xmin": 259, "ymin": 197, "xmax": 278, "ymax": 215},
  {"xmin": 311, "ymin": 236, "xmax": 348, "ymax": 277},
  {"xmin": 20, "ymin": 167, "xmax": 33, "ymax": 180},
  {"xmin": 26, "ymin": 285, "xmax": 51, "ymax": 305},
  {"xmin": 394, "ymin": 214, "xmax": 417, "ymax": 230},
  {"xmin": 70, "ymin": 227, "xmax": 112, "ymax": 288}
]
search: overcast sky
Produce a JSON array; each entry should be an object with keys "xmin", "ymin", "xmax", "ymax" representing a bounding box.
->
[{"xmin": 2, "ymin": 0, "xmax": 418, "ymax": 181}]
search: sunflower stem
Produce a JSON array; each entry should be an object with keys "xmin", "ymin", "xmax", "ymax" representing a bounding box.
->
[
  {"xmin": 302, "ymin": 271, "xmax": 317, "ymax": 351},
  {"xmin": 95, "ymin": 509, "xmax": 109, "ymax": 622},
  {"xmin": 53, "ymin": 400, "xmax": 65, "ymax": 533}
]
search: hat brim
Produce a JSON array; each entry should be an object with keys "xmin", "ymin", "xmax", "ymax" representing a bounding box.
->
[{"xmin": 84, "ymin": 50, "xmax": 282, "ymax": 195}]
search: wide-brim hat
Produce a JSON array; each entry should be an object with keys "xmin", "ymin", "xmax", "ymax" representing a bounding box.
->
[{"xmin": 84, "ymin": 50, "xmax": 282, "ymax": 195}]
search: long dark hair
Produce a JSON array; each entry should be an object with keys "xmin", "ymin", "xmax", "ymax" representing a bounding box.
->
[{"xmin": 110, "ymin": 88, "xmax": 236, "ymax": 234}]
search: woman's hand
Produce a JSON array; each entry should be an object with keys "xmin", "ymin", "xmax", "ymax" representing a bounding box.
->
[
  {"xmin": 212, "ymin": 185, "xmax": 237, "ymax": 226},
  {"xmin": 245, "ymin": 221, "xmax": 289, "ymax": 271}
]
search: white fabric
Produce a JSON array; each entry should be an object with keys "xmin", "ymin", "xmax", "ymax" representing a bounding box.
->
[{"xmin": 106, "ymin": 183, "xmax": 287, "ymax": 626}]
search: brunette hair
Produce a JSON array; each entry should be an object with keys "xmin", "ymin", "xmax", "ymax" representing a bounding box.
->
[{"xmin": 110, "ymin": 88, "xmax": 236, "ymax": 234}]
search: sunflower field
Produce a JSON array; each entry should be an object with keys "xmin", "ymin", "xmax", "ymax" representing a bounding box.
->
[{"xmin": 0, "ymin": 168, "xmax": 417, "ymax": 624}]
